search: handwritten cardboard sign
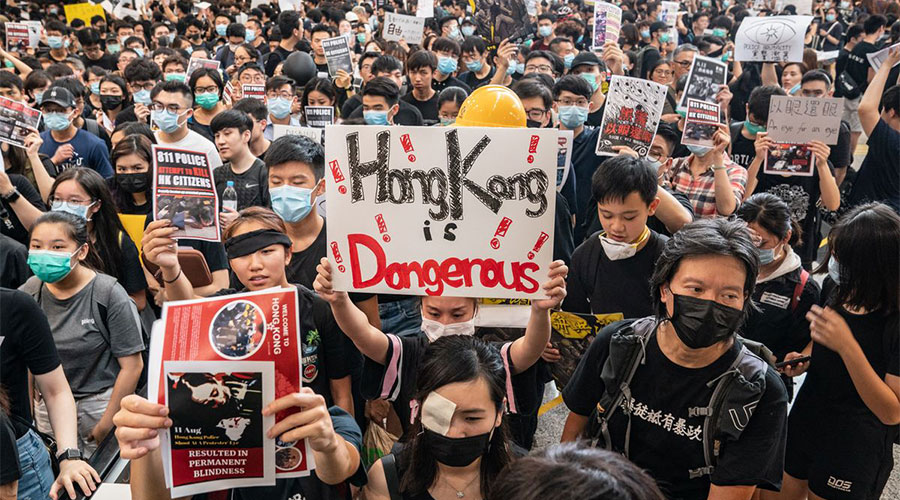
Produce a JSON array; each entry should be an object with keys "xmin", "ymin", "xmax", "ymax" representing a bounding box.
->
[
  {"xmin": 766, "ymin": 95, "xmax": 843, "ymax": 145},
  {"xmin": 735, "ymin": 16, "xmax": 813, "ymax": 62},
  {"xmin": 416, "ymin": 0, "xmax": 434, "ymax": 18},
  {"xmin": 272, "ymin": 124, "xmax": 323, "ymax": 144},
  {"xmin": 64, "ymin": 2, "xmax": 105, "ymax": 25},
  {"xmin": 382, "ymin": 12, "xmax": 425, "ymax": 45},
  {"xmin": 324, "ymin": 126, "xmax": 558, "ymax": 299}
]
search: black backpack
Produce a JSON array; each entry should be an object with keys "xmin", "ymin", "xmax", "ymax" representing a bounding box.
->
[{"xmin": 835, "ymin": 70, "xmax": 861, "ymax": 100}]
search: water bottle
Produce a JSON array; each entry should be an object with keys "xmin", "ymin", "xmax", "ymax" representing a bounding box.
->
[{"xmin": 223, "ymin": 181, "xmax": 238, "ymax": 212}]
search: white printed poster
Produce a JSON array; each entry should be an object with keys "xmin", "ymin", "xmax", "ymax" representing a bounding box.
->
[
  {"xmin": 867, "ymin": 42, "xmax": 900, "ymax": 71},
  {"xmin": 324, "ymin": 126, "xmax": 558, "ymax": 299},
  {"xmin": 272, "ymin": 124, "xmax": 324, "ymax": 144},
  {"xmin": 416, "ymin": 0, "xmax": 434, "ymax": 18},
  {"xmin": 677, "ymin": 55, "xmax": 728, "ymax": 111},
  {"xmin": 734, "ymin": 16, "xmax": 814, "ymax": 62},
  {"xmin": 596, "ymin": 76, "xmax": 668, "ymax": 157},
  {"xmin": 557, "ymin": 130, "xmax": 574, "ymax": 191},
  {"xmin": 592, "ymin": 2, "xmax": 622, "ymax": 50},
  {"xmin": 382, "ymin": 12, "xmax": 425, "ymax": 45}
]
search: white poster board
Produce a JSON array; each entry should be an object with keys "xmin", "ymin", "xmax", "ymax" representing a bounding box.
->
[
  {"xmin": 734, "ymin": 16, "xmax": 813, "ymax": 62},
  {"xmin": 416, "ymin": 0, "xmax": 434, "ymax": 18},
  {"xmin": 324, "ymin": 126, "xmax": 558, "ymax": 299},
  {"xmin": 382, "ymin": 12, "xmax": 425, "ymax": 45},
  {"xmin": 867, "ymin": 42, "xmax": 900, "ymax": 71},
  {"xmin": 766, "ymin": 96, "xmax": 844, "ymax": 145}
]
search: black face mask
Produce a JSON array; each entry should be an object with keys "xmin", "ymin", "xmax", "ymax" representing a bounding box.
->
[
  {"xmin": 100, "ymin": 95, "xmax": 124, "ymax": 111},
  {"xmin": 117, "ymin": 172, "xmax": 150, "ymax": 194},
  {"xmin": 668, "ymin": 292, "xmax": 744, "ymax": 349},
  {"xmin": 526, "ymin": 119, "xmax": 543, "ymax": 128},
  {"xmin": 424, "ymin": 428, "xmax": 491, "ymax": 467}
]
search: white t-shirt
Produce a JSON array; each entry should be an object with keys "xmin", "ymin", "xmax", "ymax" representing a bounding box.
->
[{"xmin": 154, "ymin": 129, "xmax": 223, "ymax": 169}]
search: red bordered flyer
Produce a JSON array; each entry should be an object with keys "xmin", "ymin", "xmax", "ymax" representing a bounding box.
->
[{"xmin": 149, "ymin": 288, "xmax": 315, "ymax": 485}]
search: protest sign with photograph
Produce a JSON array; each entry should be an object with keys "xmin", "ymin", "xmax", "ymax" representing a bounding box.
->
[
  {"xmin": 596, "ymin": 76, "xmax": 668, "ymax": 157},
  {"xmin": 682, "ymin": 99, "xmax": 721, "ymax": 148},
  {"xmin": 272, "ymin": 124, "xmax": 324, "ymax": 144},
  {"xmin": 163, "ymin": 360, "xmax": 275, "ymax": 497},
  {"xmin": 677, "ymin": 55, "xmax": 728, "ymax": 111},
  {"xmin": 766, "ymin": 95, "xmax": 843, "ymax": 145},
  {"xmin": 324, "ymin": 126, "xmax": 558, "ymax": 299},
  {"xmin": 305, "ymin": 106, "xmax": 335, "ymax": 128},
  {"xmin": 548, "ymin": 312, "xmax": 625, "ymax": 391},
  {"xmin": 473, "ymin": 0, "xmax": 531, "ymax": 44},
  {"xmin": 187, "ymin": 58, "xmax": 221, "ymax": 77},
  {"xmin": 0, "ymin": 96, "xmax": 41, "ymax": 148},
  {"xmin": 241, "ymin": 84, "xmax": 266, "ymax": 101},
  {"xmin": 556, "ymin": 130, "xmax": 574, "ymax": 192},
  {"xmin": 764, "ymin": 143, "xmax": 815, "ymax": 177},
  {"xmin": 5, "ymin": 21, "xmax": 41, "ymax": 51},
  {"xmin": 660, "ymin": 1, "xmax": 680, "ymax": 27},
  {"xmin": 150, "ymin": 288, "xmax": 314, "ymax": 481},
  {"xmin": 416, "ymin": 0, "xmax": 434, "ymax": 18},
  {"xmin": 735, "ymin": 16, "xmax": 813, "ymax": 62},
  {"xmin": 382, "ymin": 13, "xmax": 425, "ymax": 45},
  {"xmin": 592, "ymin": 2, "xmax": 622, "ymax": 50},
  {"xmin": 866, "ymin": 42, "xmax": 900, "ymax": 71},
  {"xmin": 321, "ymin": 36, "xmax": 353, "ymax": 77},
  {"xmin": 151, "ymin": 146, "xmax": 220, "ymax": 241}
]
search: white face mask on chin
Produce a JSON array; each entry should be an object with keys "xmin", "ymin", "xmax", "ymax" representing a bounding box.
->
[
  {"xmin": 598, "ymin": 227, "xmax": 650, "ymax": 261},
  {"xmin": 421, "ymin": 317, "xmax": 476, "ymax": 342}
]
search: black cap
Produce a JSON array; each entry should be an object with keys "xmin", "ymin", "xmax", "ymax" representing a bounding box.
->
[
  {"xmin": 571, "ymin": 51, "xmax": 600, "ymax": 70},
  {"xmin": 461, "ymin": 16, "xmax": 475, "ymax": 26},
  {"xmin": 650, "ymin": 21, "xmax": 669, "ymax": 34},
  {"xmin": 40, "ymin": 87, "xmax": 75, "ymax": 109}
]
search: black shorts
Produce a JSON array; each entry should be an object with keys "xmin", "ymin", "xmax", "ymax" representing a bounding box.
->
[{"xmin": 784, "ymin": 401, "xmax": 895, "ymax": 500}]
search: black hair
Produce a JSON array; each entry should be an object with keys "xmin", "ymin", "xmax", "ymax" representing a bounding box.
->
[
  {"xmin": 124, "ymin": 57, "xmax": 162, "ymax": 83},
  {"xmin": 461, "ymin": 36, "xmax": 488, "ymax": 55},
  {"xmin": 801, "ymin": 69, "xmax": 832, "ymax": 88},
  {"xmin": 407, "ymin": 50, "xmax": 438, "ymax": 72},
  {"xmin": 48, "ymin": 77, "xmax": 85, "ymax": 100},
  {"xmin": 309, "ymin": 23, "xmax": 334, "ymax": 38},
  {"xmin": 46, "ymin": 21, "xmax": 68, "ymax": 35},
  {"xmin": 112, "ymin": 121, "xmax": 155, "ymax": 144},
  {"xmin": 525, "ymin": 50, "xmax": 563, "ymax": 76},
  {"xmin": 820, "ymin": 203, "xmax": 900, "ymax": 314},
  {"xmin": 654, "ymin": 122, "xmax": 680, "ymax": 155},
  {"xmin": 265, "ymin": 135, "xmax": 325, "ymax": 180},
  {"xmin": 650, "ymin": 218, "xmax": 760, "ymax": 319},
  {"xmin": 737, "ymin": 193, "xmax": 802, "ymax": 247},
  {"xmin": 863, "ymin": 14, "xmax": 887, "ymax": 34},
  {"xmin": 150, "ymin": 79, "xmax": 193, "ymax": 103},
  {"xmin": 233, "ymin": 97, "xmax": 269, "ymax": 121},
  {"xmin": 437, "ymin": 87, "xmax": 468, "ymax": 109},
  {"xmin": 362, "ymin": 76, "xmax": 400, "ymax": 106},
  {"xmin": 277, "ymin": 10, "xmax": 303, "ymax": 39},
  {"xmin": 537, "ymin": 13, "xmax": 557, "ymax": 23},
  {"xmin": 591, "ymin": 155, "xmax": 658, "ymax": 206},
  {"xmin": 432, "ymin": 37, "xmax": 462, "ymax": 56},
  {"xmin": 30, "ymin": 211, "xmax": 91, "ymax": 258},
  {"xmin": 210, "ymin": 109, "xmax": 254, "ymax": 135},
  {"xmin": 552, "ymin": 74, "xmax": 592, "ymax": 101},
  {"xmin": 24, "ymin": 70, "xmax": 51, "ymax": 99},
  {"xmin": 48, "ymin": 168, "xmax": 128, "ymax": 283},
  {"xmin": 398, "ymin": 336, "xmax": 512, "ymax": 499},
  {"xmin": 124, "ymin": 35, "xmax": 147, "ymax": 48},
  {"xmin": 46, "ymin": 63, "xmax": 74, "ymax": 79},
  {"xmin": 226, "ymin": 23, "xmax": 246, "ymax": 38},
  {"xmin": 76, "ymin": 27, "xmax": 103, "ymax": 47},
  {"xmin": 884, "ymin": 84, "xmax": 900, "ymax": 116},
  {"xmin": 359, "ymin": 51, "xmax": 382, "ymax": 67},
  {"xmin": 747, "ymin": 85, "xmax": 786, "ymax": 122},
  {"xmin": 488, "ymin": 443, "xmax": 666, "ymax": 500},
  {"xmin": 188, "ymin": 67, "xmax": 225, "ymax": 98},
  {"xmin": 438, "ymin": 15, "xmax": 459, "ymax": 29},
  {"xmin": 512, "ymin": 79, "xmax": 553, "ymax": 110},
  {"xmin": 846, "ymin": 23, "xmax": 864, "ymax": 41},
  {"xmin": 0, "ymin": 72, "xmax": 23, "ymax": 92},
  {"xmin": 265, "ymin": 75, "xmax": 294, "ymax": 93},
  {"xmin": 300, "ymin": 77, "xmax": 338, "ymax": 121},
  {"xmin": 110, "ymin": 134, "xmax": 154, "ymax": 209},
  {"xmin": 372, "ymin": 55, "xmax": 403, "ymax": 75},
  {"xmin": 237, "ymin": 64, "xmax": 265, "ymax": 80}
]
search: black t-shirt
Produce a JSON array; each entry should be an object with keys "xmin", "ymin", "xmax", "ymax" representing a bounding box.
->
[
  {"xmin": 563, "ymin": 321, "xmax": 789, "ymax": 499},
  {"xmin": 213, "ymin": 159, "xmax": 270, "ymax": 211},
  {"xmin": 212, "ymin": 284, "xmax": 352, "ymax": 407},
  {"xmin": 0, "ymin": 233, "xmax": 28, "ymax": 290},
  {"xmin": 743, "ymin": 266, "xmax": 819, "ymax": 362},
  {"xmin": 360, "ymin": 332, "xmax": 543, "ymax": 437},
  {"xmin": 82, "ymin": 53, "xmax": 118, "ymax": 71},
  {"xmin": 431, "ymin": 75, "xmax": 472, "ymax": 94},
  {"xmin": 0, "ymin": 288, "xmax": 62, "ymax": 437},
  {"xmin": 0, "ymin": 412, "xmax": 19, "ymax": 485},
  {"xmin": 348, "ymin": 100, "xmax": 425, "ymax": 126},
  {"xmin": 192, "ymin": 406, "xmax": 366, "ymax": 500},
  {"xmin": 729, "ymin": 122, "xmax": 756, "ymax": 171},
  {"xmin": 847, "ymin": 119, "xmax": 900, "ymax": 211},
  {"xmin": 845, "ymin": 41, "xmax": 878, "ymax": 94},
  {"xmin": 1, "ymin": 173, "xmax": 45, "ymax": 245},
  {"xmin": 116, "ymin": 104, "xmax": 142, "ymax": 126},
  {"xmin": 458, "ymin": 67, "xmax": 496, "ymax": 90},
  {"xmin": 569, "ymin": 126, "xmax": 606, "ymax": 244},
  {"xmin": 564, "ymin": 230, "xmax": 667, "ymax": 317},
  {"xmin": 117, "ymin": 231, "xmax": 150, "ymax": 294},
  {"xmin": 107, "ymin": 177, "xmax": 152, "ymax": 216},
  {"xmin": 400, "ymin": 91, "xmax": 439, "ymax": 122},
  {"xmin": 340, "ymin": 94, "xmax": 363, "ymax": 119},
  {"xmin": 265, "ymin": 45, "xmax": 294, "ymax": 77},
  {"xmin": 553, "ymin": 191, "xmax": 575, "ymax": 266},
  {"xmin": 819, "ymin": 21, "xmax": 844, "ymax": 52},
  {"xmin": 829, "ymin": 121, "xmax": 853, "ymax": 169}
]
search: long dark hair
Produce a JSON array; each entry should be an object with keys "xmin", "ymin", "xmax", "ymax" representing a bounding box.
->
[
  {"xmin": 399, "ymin": 336, "xmax": 512, "ymax": 498},
  {"xmin": 300, "ymin": 77, "xmax": 337, "ymax": 123},
  {"xmin": 48, "ymin": 168, "xmax": 127, "ymax": 283},
  {"xmin": 110, "ymin": 134, "xmax": 154, "ymax": 211},
  {"xmin": 817, "ymin": 203, "xmax": 900, "ymax": 314},
  {"xmin": 737, "ymin": 193, "xmax": 802, "ymax": 247}
]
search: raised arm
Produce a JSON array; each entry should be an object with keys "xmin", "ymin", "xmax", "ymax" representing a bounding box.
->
[
  {"xmin": 509, "ymin": 260, "xmax": 567, "ymax": 374},
  {"xmin": 859, "ymin": 47, "xmax": 900, "ymax": 136}
]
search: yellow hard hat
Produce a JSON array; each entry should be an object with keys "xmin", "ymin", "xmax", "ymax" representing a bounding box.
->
[{"xmin": 455, "ymin": 85, "xmax": 527, "ymax": 128}]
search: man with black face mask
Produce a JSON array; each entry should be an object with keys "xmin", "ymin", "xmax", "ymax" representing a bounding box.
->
[{"xmin": 561, "ymin": 218, "xmax": 789, "ymax": 500}]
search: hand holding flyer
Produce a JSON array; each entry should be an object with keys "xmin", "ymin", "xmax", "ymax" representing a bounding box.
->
[{"xmin": 152, "ymin": 146, "xmax": 221, "ymax": 241}]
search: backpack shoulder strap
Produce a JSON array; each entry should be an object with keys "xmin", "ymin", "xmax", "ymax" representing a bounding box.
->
[
  {"xmin": 91, "ymin": 274, "xmax": 120, "ymax": 345},
  {"xmin": 790, "ymin": 269, "xmax": 810, "ymax": 312},
  {"xmin": 382, "ymin": 454, "xmax": 402, "ymax": 500},
  {"xmin": 84, "ymin": 118, "xmax": 100, "ymax": 138}
]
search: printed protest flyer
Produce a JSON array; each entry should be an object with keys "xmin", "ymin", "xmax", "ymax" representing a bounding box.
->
[
  {"xmin": 677, "ymin": 55, "xmax": 728, "ymax": 111},
  {"xmin": 681, "ymin": 99, "xmax": 720, "ymax": 148},
  {"xmin": 592, "ymin": 2, "xmax": 622, "ymax": 50},
  {"xmin": 241, "ymin": 84, "xmax": 266, "ymax": 101},
  {"xmin": 187, "ymin": 58, "xmax": 221, "ymax": 77},
  {"xmin": 548, "ymin": 312, "xmax": 624, "ymax": 390},
  {"xmin": 0, "ymin": 96, "xmax": 41, "ymax": 148},
  {"xmin": 164, "ymin": 360, "xmax": 275, "ymax": 497},
  {"xmin": 765, "ymin": 143, "xmax": 815, "ymax": 177},
  {"xmin": 322, "ymin": 36, "xmax": 353, "ymax": 77},
  {"xmin": 325, "ymin": 126, "xmax": 557, "ymax": 299},
  {"xmin": 152, "ymin": 146, "xmax": 220, "ymax": 241},
  {"xmin": 596, "ymin": 76, "xmax": 668, "ymax": 157},
  {"xmin": 150, "ymin": 288, "xmax": 314, "ymax": 480},
  {"xmin": 305, "ymin": 106, "xmax": 335, "ymax": 128}
]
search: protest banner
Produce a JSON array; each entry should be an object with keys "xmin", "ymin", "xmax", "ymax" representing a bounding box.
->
[
  {"xmin": 305, "ymin": 106, "xmax": 335, "ymax": 128},
  {"xmin": 382, "ymin": 13, "xmax": 425, "ymax": 45},
  {"xmin": 187, "ymin": 58, "xmax": 221, "ymax": 77},
  {"xmin": 592, "ymin": 2, "xmax": 622, "ymax": 50},
  {"xmin": 867, "ymin": 42, "xmax": 900, "ymax": 71},
  {"xmin": 0, "ymin": 96, "xmax": 41, "ymax": 148},
  {"xmin": 163, "ymin": 361, "xmax": 275, "ymax": 497},
  {"xmin": 557, "ymin": 130, "xmax": 573, "ymax": 192},
  {"xmin": 272, "ymin": 124, "xmax": 324, "ymax": 144},
  {"xmin": 734, "ymin": 16, "xmax": 813, "ymax": 62},
  {"xmin": 324, "ymin": 125, "xmax": 558, "ymax": 299},
  {"xmin": 682, "ymin": 99, "xmax": 721, "ymax": 148},
  {"xmin": 764, "ymin": 143, "xmax": 815, "ymax": 177},
  {"xmin": 149, "ymin": 288, "xmax": 315, "ymax": 482},
  {"xmin": 151, "ymin": 146, "xmax": 220, "ymax": 241},
  {"xmin": 473, "ymin": 0, "xmax": 531, "ymax": 44},
  {"xmin": 416, "ymin": 0, "xmax": 434, "ymax": 18},
  {"xmin": 677, "ymin": 55, "xmax": 727, "ymax": 111},
  {"xmin": 766, "ymin": 96, "xmax": 843, "ymax": 145},
  {"xmin": 64, "ymin": 2, "xmax": 105, "ymax": 25},
  {"xmin": 548, "ymin": 312, "xmax": 624, "ymax": 390},
  {"xmin": 5, "ymin": 22, "xmax": 41, "ymax": 51},
  {"xmin": 322, "ymin": 36, "xmax": 353, "ymax": 77},
  {"xmin": 596, "ymin": 76, "xmax": 668, "ymax": 157},
  {"xmin": 241, "ymin": 84, "xmax": 265, "ymax": 101}
]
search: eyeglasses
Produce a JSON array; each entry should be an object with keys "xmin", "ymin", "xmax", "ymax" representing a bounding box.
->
[
  {"xmin": 132, "ymin": 82, "xmax": 155, "ymax": 92},
  {"xmin": 240, "ymin": 74, "xmax": 266, "ymax": 84},
  {"xmin": 653, "ymin": 69, "xmax": 673, "ymax": 77},
  {"xmin": 195, "ymin": 86, "xmax": 219, "ymax": 95},
  {"xmin": 49, "ymin": 197, "xmax": 93, "ymax": 208},
  {"xmin": 267, "ymin": 91, "xmax": 294, "ymax": 100},
  {"xmin": 557, "ymin": 98, "xmax": 589, "ymax": 107},
  {"xmin": 525, "ymin": 64, "xmax": 553, "ymax": 73},
  {"xmin": 234, "ymin": 56, "xmax": 256, "ymax": 65},
  {"xmin": 151, "ymin": 102, "xmax": 184, "ymax": 113},
  {"xmin": 525, "ymin": 108, "xmax": 548, "ymax": 120},
  {"xmin": 674, "ymin": 59, "xmax": 693, "ymax": 67}
]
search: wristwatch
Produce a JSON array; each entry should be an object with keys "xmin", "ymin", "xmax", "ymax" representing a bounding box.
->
[
  {"xmin": 0, "ymin": 188, "xmax": 19, "ymax": 203},
  {"xmin": 57, "ymin": 448, "xmax": 84, "ymax": 462}
]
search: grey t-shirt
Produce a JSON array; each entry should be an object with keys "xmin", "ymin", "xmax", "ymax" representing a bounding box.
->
[{"xmin": 21, "ymin": 274, "xmax": 144, "ymax": 397}]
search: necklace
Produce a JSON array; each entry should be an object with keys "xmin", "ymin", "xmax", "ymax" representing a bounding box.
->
[{"xmin": 439, "ymin": 471, "xmax": 479, "ymax": 499}]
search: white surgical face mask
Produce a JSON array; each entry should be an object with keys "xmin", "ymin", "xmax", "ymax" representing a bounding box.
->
[
  {"xmin": 598, "ymin": 227, "xmax": 650, "ymax": 261},
  {"xmin": 421, "ymin": 317, "xmax": 476, "ymax": 342}
]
